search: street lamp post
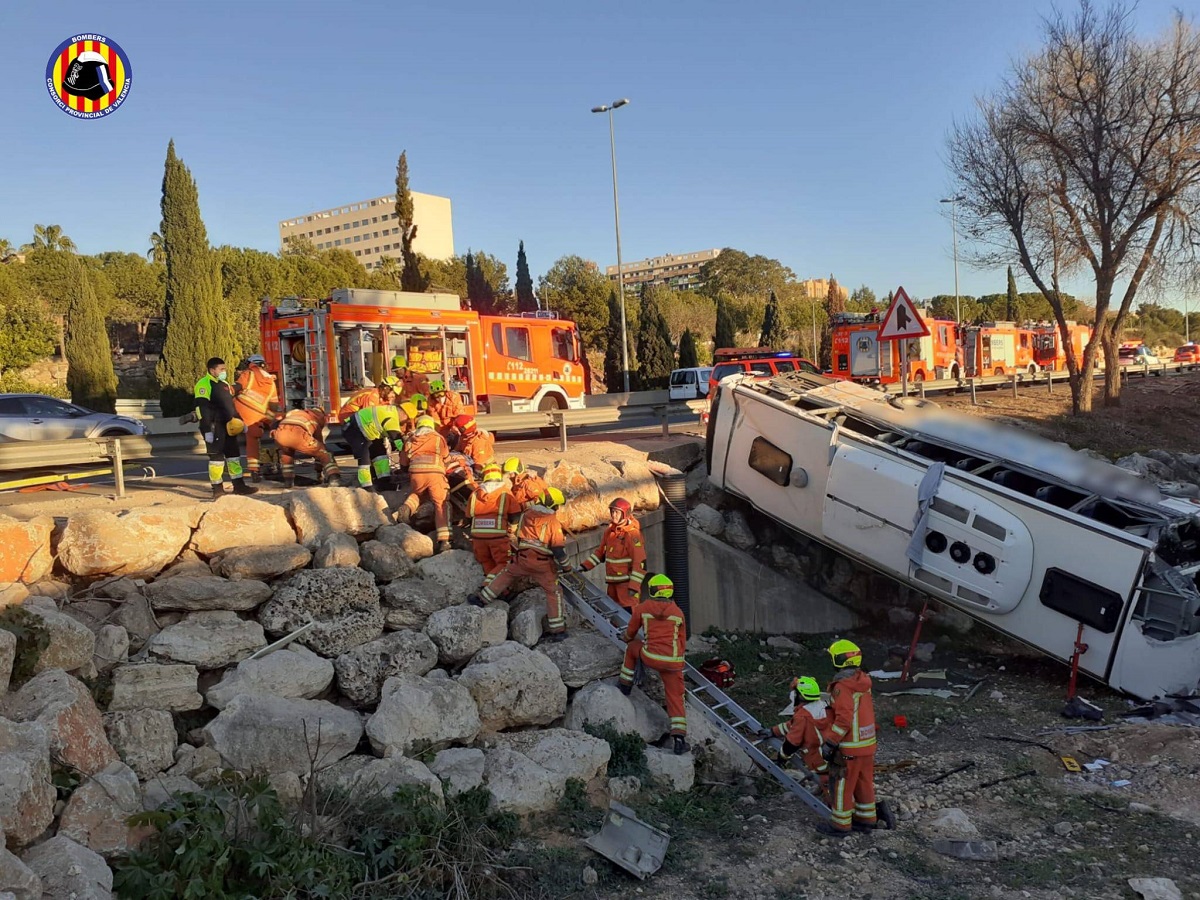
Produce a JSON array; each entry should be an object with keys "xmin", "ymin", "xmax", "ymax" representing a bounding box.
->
[
  {"xmin": 940, "ymin": 195, "xmax": 965, "ymax": 323},
  {"xmin": 592, "ymin": 99, "xmax": 631, "ymax": 393}
]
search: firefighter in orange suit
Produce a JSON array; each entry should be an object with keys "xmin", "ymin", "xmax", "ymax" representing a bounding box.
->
[
  {"xmin": 580, "ymin": 498, "xmax": 647, "ymax": 610},
  {"xmin": 452, "ymin": 414, "xmax": 496, "ymax": 472},
  {"xmin": 818, "ymin": 639, "xmax": 878, "ymax": 836},
  {"xmin": 471, "ymin": 487, "xmax": 569, "ymax": 641},
  {"xmin": 234, "ymin": 354, "xmax": 282, "ymax": 482},
  {"xmin": 338, "ymin": 376, "xmax": 399, "ymax": 422},
  {"xmin": 466, "ymin": 464, "xmax": 513, "ymax": 578},
  {"xmin": 390, "ymin": 355, "xmax": 430, "ymax": 402},
  {"xmin": 398, "ymin": 415, "xmax": 452, "ymax": 552},
  {"xmin": 618, "ymin": 574, "xmax": 689, "ymax": 755},
  {"xmin": 761, "ymin": 676, "xmax": 831, "ymax": 794},
  {"xmin": 502, "ymin": 457, "xmax": 549, "ymax": 519},
  {"xmin": 428, "ymin": 379, "xmax": 463, "ymax": 428},
  {"xmin": 273, "ymin": 408, "xmax": 341, "ymax": 488}
]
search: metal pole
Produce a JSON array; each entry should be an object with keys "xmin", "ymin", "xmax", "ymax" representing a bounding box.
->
[
  {"xmin": 607, "ymin": 109, "xmax": 630, "ymax": 393},
  {"xmin": 952, "ymin": 199, "xmax": 961, "ymax": 325},
  {"xmin": 900, "ymin": 341, "xmax": 909, "ymax": 397},
  {"xmin": 1011, "ymin": 372, "xmax": 1018, "ymax": 399},
  {"xmin": 811, "ymin": 299, "xmax": 818, "ymax": 363},
  {"xmin": 112, "ymin": 438, "xmax": 125, "ymax": 498}
]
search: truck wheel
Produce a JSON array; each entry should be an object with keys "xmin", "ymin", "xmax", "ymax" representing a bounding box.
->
[
  {"xmin": 538, "ymin": 394, "xmax": 564, "ymax": 438},
  {"xmin": 994, "ymin": 367, "xmax": 1005, "ymax": 377},
  {"xmin": 913, "ymin": 370, "xmax": 925, "ymax": 383}
]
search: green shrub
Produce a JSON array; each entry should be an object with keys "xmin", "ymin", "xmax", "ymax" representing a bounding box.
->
[
  {"xmin": 0, "ymin": 607, "xmax": 49, "ymax": 687},
  {"xmin": 583, "ymin": 722, "xmax": 649, "ymax": 779},
  {"xmin": 0, "ymin": 372, "xmax": 69, "ymax": 399}
]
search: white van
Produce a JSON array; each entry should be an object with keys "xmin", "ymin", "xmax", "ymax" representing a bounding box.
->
[{"xmin": 669, "ymin": 367, "xmax": 713, "ymax": 401}]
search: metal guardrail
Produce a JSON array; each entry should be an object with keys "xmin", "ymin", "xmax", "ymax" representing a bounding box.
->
[
  {"xmin": 114, "ymin": 399, "xmax": 163, "ymax": 419},
  {"xmin": 878, "ymin": 359, "xmax": 1200, "ymax": 400}
]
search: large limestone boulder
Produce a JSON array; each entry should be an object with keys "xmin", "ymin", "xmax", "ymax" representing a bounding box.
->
[
  {"xmin": 414, "ymin": 551, "xmax": 484, "ymax": 605},
  {"xmin": 365, "ymin": 673, "xmax": 480, "ymax": 757},
  {"xmin": 481, "ymin": 747, "xmax": 561, "ymax": 815},
  {"xmin": 0, "ymin": 515, "xmax": 52, "ymax": 585},
  {"xmin": 286, "ymin": 487, "xmax": 392, "ymax": 548},
  {"xmin": 204, "ymin": 694, "xmax": 362, "ymax": 775},
  {"xmin": 92, "ymin": 625, "xmax": 129, "ymax": 676},
  {"xmin": 21, "ymin": 836, "xmax": 113, "ymax": 900},
  {"xmin": 374, "ymin": 524, "xmax": 434, "ymax": 561},
  {"xmin": 258, "ymin": 568, "xmax": 384, "ymax": 658},
  {"xmin": 141, "ymin": 774, "xmax": 202, "ymax": 811},
  {"xmin": 380, "ymin": 577, "xmax": 453, "ymax": 631},
  {"xmin": 103, "ymin": 710, "xmax": 177, "ymax": 780},
  {"xmin": 723, "ymin": 510, "xmax": 757, "ymax": 550},
  {"xmin": 0, "ymin": 582, "xmax": 30, "ymax": 610},
  {"xmin": 508, "ymin": 589, "xmax": 584, "ymax": 648},
  {"xmin": 147, "ymin": 611, "xmax": 266, "ymax": 669},
  {"xmin": 541, "ymin": 450, "xmax": 659, "ymax": 532},
  {"xmin": 359, "ymin": 541, "xmax": 414, "ymax": 583},
  {"xmin": 0, "ymin": 842, "xmax": 40, "ymax": 900},
  {"xmin": 193, "ymin": 496, "xmax": 295, "ymax": 556},
  {"xmin": 563, "ymin": 680, "xmax": 667, "ymax": 743},
  {"xmin": 1, "ymin": 669, "xmax": 117, "ymax": 776},
  {"xmin": 424, "ymin": 604, "xmax": 484, "ymax": 666},
  {"xmin": 536, "ymin": 631, "xmax": 625, "ymax": 688},
  {"xmin": 312, "ymin": 533, "xmax": 360, "ymax": 569},
  {"xmin": 144, "ymin": 575, "xmax": 272, "ymax": 612},
  {"xmin": 22, "ymin": 602, "xmax": 95, "ymax": 674},
  {"xmin": 480, "ymin": 604, "xmax": 508, "ymax": 648},
  {"xmin": 688, "ymin": 503, "xmax": 725, "ymax": 537},
  {"xmin": 324, "ymin": 755, "xmax": 443, "ymax": 802},
  {"xmin": 645, "ymin": 746, "xmax": 695, "ymax": 792},
  {"xmin": 165, "ymin": 745, "xmax": 223, "ymax": 784},
  {"xmin": 214, "ymin": 545, "xmax": 312, "ymax": 580},
  {"xmin": 333, "ymin": 630, "xmax": 437, "ymax": 707},
  {"xmin": 429, "ymin": 747, "xmax": 485, "ymax": 797},
  {"xmin": 491, "ymin": 728, "xmax": 610, "ymax": 786},
  {"xmin": 205, "ymin": 644, "xmax": 334, "ymax": 710},
  {"xmin": 0, "ymin": 630, "xmax": 13, "ymax": 696},
  {"xmin": 0, "ymin": 720, "xmax": 55, "ymax": 847},
  {"xmin": 683, "ymin": 698, "xmax": 756, "ymax": 777},
  {"xmin": 109, "ymin": 663, "xmax": 202, "ymax": 712},
  {"xmin": 457, "ymin": 642, "xmax": 567, "ymax": 732},
  {"xmin": 58, "ymin": 761, "xmax": 150, "ymax": 858},
  {"xmin": 110, "ymin": 595, "xmax": 159, "ymax": 653},
  {"xmin": 58, "ymin": 507, "xmax": 195, "ymax": 578}
]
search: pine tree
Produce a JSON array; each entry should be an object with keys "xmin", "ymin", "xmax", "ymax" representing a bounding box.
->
[
  {"xmin": 156, "ymin": 140, "xmax": 236, "ymax": 416},
  {"xmin": 515, "ymin": 240, "xmax": 537, "ymax": 312},
  {"xmin": 636, "ymin": 287, "xmax": 674, "ymax": 390},
  {"xmin": 395, "ymin": 151, "xmax": 429, "ymax": 292},
  {"xmin": 678, "ymin": 328, "xmax": 699, "ymax": 368},
  {"xmin": 759, "ymin": 289, "xmax": 786, "ymax": 348},
  {"xmin": 1006, "ymin": 266, "xmax": 1018, "ymax": 321},
  {"xmin": 714, "ymin": 294, "xmax": 737, "ymax": 349},
  {"xmin": 603, "ymin": 290, "xmax": 630, "ymax": 393},
  {"xmin": 66, "ymin": 259, "xmax": 118, "ymax": 412}
]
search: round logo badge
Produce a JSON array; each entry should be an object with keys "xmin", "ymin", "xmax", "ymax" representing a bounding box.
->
[{"xmin": 46, "ymin": 33, "xmax": 132, "ymax": 119}]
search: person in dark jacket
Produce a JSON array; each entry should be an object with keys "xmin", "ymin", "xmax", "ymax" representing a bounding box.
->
[{"xmin": 195, "ymin": 357, "xmax": 257, "ymax": 500}]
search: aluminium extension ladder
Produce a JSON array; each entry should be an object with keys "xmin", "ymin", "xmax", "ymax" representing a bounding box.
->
[{"xmin": 556, "ymin": 569, "xmax": 832, "ymax": 820}]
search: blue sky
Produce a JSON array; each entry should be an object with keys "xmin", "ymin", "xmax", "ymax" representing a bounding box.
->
[{"xmin": 1, "ymin": 0, "xmax": 1189, "ymax": 304}]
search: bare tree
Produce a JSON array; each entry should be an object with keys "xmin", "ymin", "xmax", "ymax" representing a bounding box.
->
[{"xmin": 948, "ymin": 2, "xmax": 1200, "ymax": 413}]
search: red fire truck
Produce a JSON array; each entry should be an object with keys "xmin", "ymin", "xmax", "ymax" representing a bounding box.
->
[
  {"xmin": 1031, "ymin": 322, "xmax": 1092, "ymax": 372},
  {"xmin": 259, "ymin": 289, "xmax": 587, "ymax": 421},
  {"xmin": 830, "ymin": 312, "xmax": 960, "ymax": 384},
  {"xmin": 960, "ymin": 322, "xmax": 1039, "ymax": 377}
]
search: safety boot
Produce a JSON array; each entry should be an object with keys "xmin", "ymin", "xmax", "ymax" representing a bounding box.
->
[
  {"xmin": 232, "ymin": 478, "xmax": 258, "ymax": 496},
  {"xmin": 210, "ymin": 484, "xmax": 225, "ymax": 500},
  {"xmin": 541, "ymin": 631, "xmax": 567, "ymax": 645},
  {"xmin": 282, "ymin": 477, "xmax": 295, "ymax": 489},
  {"xmin": 326, "ymin": 475, "xmax": 342, "ymax": 487},
  {"xmin": 250, "ymin": 471, "xmax": 262, "ymax": 483},
  {"xmin": 852, "ymin": 820, "xmax": 878, "ymax": 833},
  {"xmin": 814, "ymin": 822, "xmax": 851, "ymax": 839},
  {"xmin": 467, "ymin": 594, "xmax": 486, "ymax": 608},
  {"xmin": 672, "ymin": 736, "xmax": 689, "ymax": 756},
  {"xmin": 436, "ymin": 541, "xmax": 453, "ymax": 555},
  {"xmin": 617, "ymin": 682, "xmax": 633, "ymax": 697}
]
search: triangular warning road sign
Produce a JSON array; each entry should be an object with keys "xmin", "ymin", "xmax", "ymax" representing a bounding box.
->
[{"xmin": 878, "ymin": 286, "xmax": 930, "ymax": 341}]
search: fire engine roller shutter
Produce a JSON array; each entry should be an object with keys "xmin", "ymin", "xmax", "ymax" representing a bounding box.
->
[{"xmin": 822, "ymin": 443, "xmax": 1033, "ymax": 614}]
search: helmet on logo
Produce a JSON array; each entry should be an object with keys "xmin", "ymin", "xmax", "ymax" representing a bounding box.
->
[
  {"xmin": 429, "ymin": 379, "xmax": 446, "ymax": 394},
  {"xmin": 481, "ymin": 464, "xmax": 504, "ymax": 483},
  {"xmin": 827, "ymin": 639, "xmax": 862, "ymax": 669},
  {"xmin": 791, "ymin": 675, "xmax": 821, "ymax": 704},
  {"xmin": 502, "ymin": 457, "xmax": 524, "ymax": 475},
  {"xmin": 62, "ymin": 51, "xmax": 113, "ymax": 101},
  {"xmin": 453, "ymin": 414, "xmax": 476, "ymax": 434},
  {"xmin": 541, "ymin": 487, "xmax": 565, "ymax": 509},
  {"xmin": 609, "ymin": 498, "xmax": 632, "ymax": 520},
  {"xmin": 415, "ymin": 415, "xmax": 437, "ymax": 431},
  {"xmin": 646, "ymin": 574, "xmax": 674, "ymax": 599}
]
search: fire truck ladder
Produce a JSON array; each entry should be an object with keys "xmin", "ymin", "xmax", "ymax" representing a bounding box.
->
[
  {"xmin": 556, "ymin": 570, "xmax": 832, "ymax": 820},
  {"xmin": 303, "ymin": 313, "xmax": 330, "ymax": 414}
]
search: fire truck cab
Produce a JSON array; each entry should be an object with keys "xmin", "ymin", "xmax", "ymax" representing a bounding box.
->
[
  {"xmin": 830, "ymin": 311, "xmax": 959, "ymax": 384},
  {"xmin": 961, "ymin": 322, "xmax": 1037, "ymax": 377},
  {"xmin": 260, "ymin": 289, "xmax": 586, "ymax": 420},
  {"xmin": 1031, "ymin": 322, "xmax": 1092, "ymax": 372}
]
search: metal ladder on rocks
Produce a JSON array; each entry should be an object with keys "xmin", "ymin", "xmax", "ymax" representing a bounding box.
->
[{"xmin": 556, "ymin": 570, "xmax": 832, "ymax": 819}]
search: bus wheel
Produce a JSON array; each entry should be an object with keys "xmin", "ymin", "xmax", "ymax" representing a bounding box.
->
[{"xmin": 538, "ymin": 394, "xmax": 564, "ymax": 438}]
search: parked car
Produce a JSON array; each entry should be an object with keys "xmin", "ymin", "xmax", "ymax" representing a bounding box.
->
[
  {"xmin": 1174, "ymin": 344, "xmax": 1198, "ymax": 364},
  {"xmin": 708, "ymin": 354, "xmax": 819, "ymax": 396},
  {"xmin": 1117, "ymin": 345, "xmax": 1160, "ymax": 366},
  {"xmin": 0, "ymin": 394, "xmax": 148, "ymax": 442},
  {"xmin": 668, "ymin": 367, "xmax": 713, "ymax": 401}
]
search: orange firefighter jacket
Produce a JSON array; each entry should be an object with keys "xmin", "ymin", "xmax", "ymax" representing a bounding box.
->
[
  {"xmin": 624, "ymin": 598, "xmax": 687, "ymax": 669},
  {"xmin": 278, "ymin": 408, "xmax": 326, "ymax": 435},
  {"xmin": 458, "ymin": 429, "xmax": 496, "ymax": 468},
  {"xmin": 770, "ymin": 700, "xmax": 831, "ymax": 750},
  {"xmin": 826, "ymin": 668, "xmax": 877, "ymax": 757},
  {"xmin": 581, "ymin": 519, "xmax": 647, "ymax": 588},
  {"xmin": 233, "ymin": 365, "xmax": 280, "ymax": 425},
  {"xmin": 339, "ymin": 387, "xmax": 387, "ymax": 422},
  {"xmin": 429, "ymin": 391, "xmax": 464, "ymax": 426},
  {"xmin": 399, "ymin": 371, "xmax": 430, "ymax": 402},
  {"xmin": 401, "ymin": 430, "xmax": 450, "ymax": 474},
  {"xmin": 514, "ymin": 506, "xmax": 565, "ymax": 559},
  {"xmin": 468, "ymin": 486, "xmax": 513, "ymax": 539},
  {"xmin": 509, "ymin": 472, "xmax": 550, "ymax": 514}
]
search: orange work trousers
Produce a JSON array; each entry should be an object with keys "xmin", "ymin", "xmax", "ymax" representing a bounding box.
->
[
  {"xmin": 405, "ymin": 473, "xmax": 450, "ymax": 542},
  {"xmin": 607, "ymin": 581, "xmax": 638, "ymax": 610},
  {"xmin": 620, "ymin": 640, "xmax": 686, "ymax": 736},
  {"xmin": 830, "ymin": 753, "xmax": 877, "ymax": 832},
  {"xmin": 274, "ymin": 424, "xmax": 338, "ymax": 473},
  {"xmin": 472, "ymin": 536, "xmax": 511, "ymax": 577},
  {"xmin": 245, "ymin": 420, "xmax": 268, "ymax": 474},
  {"xmin": 482, "ymin": 550, "xmax": 564, "ymax": 633}
]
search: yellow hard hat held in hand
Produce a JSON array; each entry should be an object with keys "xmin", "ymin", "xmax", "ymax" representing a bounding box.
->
[{"xmin": 226, "ymin": 418, "xmax": 245, "ymax": 436}]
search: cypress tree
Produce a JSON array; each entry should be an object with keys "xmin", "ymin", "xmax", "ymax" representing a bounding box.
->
[
  {"xmin": 515, "ymin": 240, "xmax": 537, "ymax": 312},
  {"xmin": 636, "ymin": 287, "xmax": 674, "ymax": 390},
  {"xmin": 1005, "ymin": 266, "xmax": 1018, "ymax": 321},
  {"xmin": 819, "ymin": 276, "xmax": 845, "ymax": 370},
  {"xmin": 395, "ymin": 151, "xmax": 429, "ymax": 292},
  {"xmin": 463, "ymin": 251, "xmax": 478, "ymax": 306},
  {"xmin": 679, "ymin": 328, "xmax": 699, "ymax": 368},
  {"xmin": 759, "ymin": 289, "xmax": 786, "ymax": 348},
  {"xmin": 714, "ymin": 294, "xmax": 737, "ymax": 349},
  {"xmin": 66, "ymin": 259, "xmax": 118, "ymax": 412},
  {"xmin": 603, "ymin": 289, "xmax": 629, "ymax": 393},
  {"xmin": 156, "ymin": 140, "xmax": 236, "ymax": 416}
]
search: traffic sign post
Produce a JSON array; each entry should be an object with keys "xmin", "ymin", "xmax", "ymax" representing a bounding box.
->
[{"xmin": 877, "ymin": 286, "xmax": 929, "ymax": 397}]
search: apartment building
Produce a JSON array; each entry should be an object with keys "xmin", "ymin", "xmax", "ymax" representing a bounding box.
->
[
  {"xmin": 278, "ymin": 192, "xmax": 454, "ymax": 270},
  {"xmin": 799, "ymin": 277, "xmax": 849, "ymax": 302},
  {"xmin": 605, "ymin": 248, "xmax": 721, "ymax": 292}
]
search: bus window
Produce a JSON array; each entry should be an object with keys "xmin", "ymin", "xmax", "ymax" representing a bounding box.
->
[
  {"xmin": 505, "ymin": 327, "xmax": 532, "ymax": 362},
  {"xmin": 551, "ymin": 328, "xmax": 577, "ymax": 361},
  {"xmin": 491, "ymin": 323, "xmax": 503, "ymax": 354}
]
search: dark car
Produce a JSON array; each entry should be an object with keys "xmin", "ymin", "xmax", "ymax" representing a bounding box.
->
[{"xmin": 0, "ymin": 394, "xmax": 147, "ymax": 442}]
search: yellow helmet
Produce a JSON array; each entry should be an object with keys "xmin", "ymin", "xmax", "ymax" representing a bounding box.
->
[
  {"xmin": 410, "ymin": 393, "xmax": 428, "ymax": 411},
  {"xmin": 225, "ymin": 417, "xmax": 245, "ymax": 436},
  {"xmin": 399, "ymin": 401, "xmax": 419, "ymax": 421},
  {"xmin": 646, "ymin": 573, "xmax": 674, "ymax": 598},
  {"xmin": 415, "ymin": 415, "xmax": 437, "ymax": 431},
  {"xmin": 827, "ymin": 639, "xmax": 862, "ymax": 669},
  {"xmin": 429, "ymin": 379, "xmax": 446, "ymax": 394},
  {"xmin": 541, "ymin": 486, "xmax": 565, "ymax": 509},
  {"xmin": 481, "ymin": 464, "xmax": 504, "ymax": 483},
  {"xmin": 379, "ymin": 375, "xmax": 401, "ymax": 389},
  {"xmin": 502, "ymin": 457, "xmax": 524, "ymax": 475},
  {"xmin": 391, "ymin": 354, "xmax": 407, "ymax": 370},
  {"xmin": 791, "ymin": 675, "xmax": 821, "ymax": 703}
]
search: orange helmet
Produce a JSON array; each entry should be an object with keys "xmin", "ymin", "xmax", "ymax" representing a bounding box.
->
[
  {"xmin": 609, "ymin": 498, "xmax": 632, "ymax": 520},
  {"xmin": 453, "ymin": 414, "xmax": 476, "ymax": 435}
]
